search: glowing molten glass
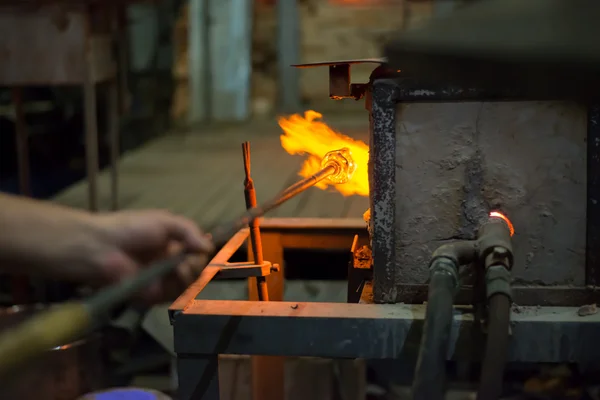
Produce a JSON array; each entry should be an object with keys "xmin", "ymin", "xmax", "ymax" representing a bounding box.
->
[
  {"xmin": 321, "ymin": 148, "xmax": 357, "ymax": 184},
  {"xmin": 278, "ymin": 110, "xmax": 369, "ymax": 197},
  {"xmin": 489, "ymin": 211, "xmax": 515, "ymax": 237}
]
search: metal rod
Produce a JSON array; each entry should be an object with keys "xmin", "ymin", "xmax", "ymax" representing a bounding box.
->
[
  {"xmin": 0, "ymin": 162, "xmax": 338, "ymax": 375},
  {"xmin": 11, "ymin": 87, "xmax": 31, "ymax": 305},
  {"xmin": 242, "ymin": 142, "xmax": 268, "ymax": 301},
  {"xmin": 83, "ymin": 43, "xmax": 99, "ymax": 212},
  {"xmin": 211, "ymin": 164, "xmax": 336, "ymax": 242},
  {"xmin": 108, "ymin": 79, "xmax": 120, "ymax": 211},
  {"xmin": 92, "ymin": 163, "xmax": 337, "ymax": 316},
  {"xmin": 12, "ymin": 88, "xmax": 30, "ymax": 197}
]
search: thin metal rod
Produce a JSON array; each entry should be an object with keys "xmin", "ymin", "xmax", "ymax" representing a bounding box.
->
[
  {"xmin": 12, "ymin": 88, "xmax": 30, "ymax": 197},
  {"xmin": 83, "ymin": 45, "xmax": 99, "ymax": 212},
  {"xmin": 11, "ymin": 88, "xmax": 31, "ymax": 305},
  {"xmin": 211, "ymin": 164, "xmax": 336, "ymax": 242},
  {"xmin": 108, "ymin": 79, "xmax": 120, "ymax": 211},
  {"xmin": 88, "ymin": 163, "xmax": 337, "ymax": 317},
  {"xmin": 0, "ymin": 165, "xmax": 339, "ymax": 374},
  {"xmin": 242, "ymin": 142, "xmax": 268, "ymax": 301}
]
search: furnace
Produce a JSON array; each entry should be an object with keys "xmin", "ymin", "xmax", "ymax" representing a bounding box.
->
[
  {"xmin": 365, "ymin": 68, "xmax": 597, "ymax": 306},
  {"xmin": 170, "ymin": 59, "xmax": 600, "ymax": 400}
]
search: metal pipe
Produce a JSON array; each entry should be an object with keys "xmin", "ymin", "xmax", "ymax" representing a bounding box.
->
[
  {"xmin": 242, "ymin": 142, "xmax": 268, "ymax": 301},
  {"xmin": 412, "ymin": 241, "xmax": 477, "ymax": 400},
  {"xmin": 11, "ymin": 88, "xmax": 31, "ymax": 305},
  {"xmin": 211, "ymin": 163, "xmax": 337, "ymax": 242},
  {"xmin": 477, "ymin": 292, "xmax": 510, "ymax": 400},
  {"xmin": 476, "ymin": 216, "xmax": 513, "ymax": 400},
  {"xmin": 412, "ymin": 257, "xmax": 457, "ymax": 400}
]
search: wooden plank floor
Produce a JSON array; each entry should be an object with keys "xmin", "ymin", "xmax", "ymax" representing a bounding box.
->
[{"xmin": 53, "ymin": 116, "xmax": 371, "ymax": 232}]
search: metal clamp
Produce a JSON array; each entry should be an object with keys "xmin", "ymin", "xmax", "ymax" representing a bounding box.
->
[
  {"xmin": 485, "ymin": 264, "xmax": 512, "ymax": 300},
  {"xmin": 214, "ymin": 261, "xmax": 279, "ymax": 280}
]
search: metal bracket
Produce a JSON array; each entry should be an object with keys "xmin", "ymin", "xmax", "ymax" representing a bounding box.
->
[
  {"xmin": 292, "ymin": 58, "xmax": 387, "ymax": 100},
  {"xmin": 214, "ymin": 261, "xmax": 279, "ymax": 280}
]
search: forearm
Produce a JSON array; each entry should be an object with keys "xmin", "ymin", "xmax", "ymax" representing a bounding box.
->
[{"xmin": 0, "ymin": 193, "xmax": 99, "ymax": 279}]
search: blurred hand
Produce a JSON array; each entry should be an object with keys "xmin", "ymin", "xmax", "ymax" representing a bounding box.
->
[
  {"xmin": 0, "ymin": 195, "xmax": 213, "ymax": 303},
  {"xmin": 76, "ymin": 210, "xmax": 214, "ymax": 303}
]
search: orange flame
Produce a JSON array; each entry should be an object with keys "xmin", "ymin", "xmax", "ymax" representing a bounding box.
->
[
  {"xmin": 278, "ymin": 111, "xmax": 369, "ymax": 197},
  {"xmin": 489, "ymin": 211, "xmax": 515, "ymax": 237}
]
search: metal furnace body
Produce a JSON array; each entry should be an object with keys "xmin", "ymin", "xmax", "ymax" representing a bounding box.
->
[{"xmin": 170, "ymin": 62, "xmax": 600, "ymax": 400}]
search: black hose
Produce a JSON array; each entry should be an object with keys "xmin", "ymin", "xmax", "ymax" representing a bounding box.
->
[
  {"xmin": 412, "ymin": 257, "xmax": 458, "ymax": 400},
  {"xmin": 477, "ymin": 293, "xmax": 511, "ymax": 400}
]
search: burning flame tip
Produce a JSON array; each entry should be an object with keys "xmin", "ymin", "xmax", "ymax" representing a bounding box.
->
[{"xmin": 489, "ymin": 211, "xmax": 515, "ymax": 237}]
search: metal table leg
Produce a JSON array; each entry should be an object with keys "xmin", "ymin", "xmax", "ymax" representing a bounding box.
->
[
  {"xmin": 248, "ymin": 231, "xmax": 285, "ymax": 400},
  {"xmin": 178, "ymin": 356, "xmax": 220, "ymax": 399},
  {"xmin": 11, "ymin": 87, "xmax": 31, "ymax": 304},
  {"xmin": 108, "ymin": 79, "xmax": 119, "ymax": 211},
  {"xmin": 12, "ymin": 88, "xmax": 30, "ymax": 197},
  {"xmin": 83, "ymin": 47, "xmax": 99, "ymax": 212}
]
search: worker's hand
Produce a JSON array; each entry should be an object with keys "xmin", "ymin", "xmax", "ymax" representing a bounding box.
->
[
  {"xmin": 0, "ymin": 195, "xmax": 212, "ymax": 302},
  {"xmin": 80, "ymin": 210, "xmax": 214, "ymax": 303}
]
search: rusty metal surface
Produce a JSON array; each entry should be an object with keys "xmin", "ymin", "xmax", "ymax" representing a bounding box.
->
[
  {"xmin": 173, "ymin": 299, "xmax": 600, "ymax": 364},
  {"xmin": 367, "ymin": 75, "xmax": 596, "ymax": 302},
  {"xmin": 368, "ymin": 79, "xmax": 399, "ymax": 304}
]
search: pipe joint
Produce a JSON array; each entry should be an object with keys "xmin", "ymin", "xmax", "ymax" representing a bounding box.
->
[
  {"xmin": 429, "ymin": 257, "xmax": 460, "ymax": 291},
  {"xmin": 431, "ymin": 241, "xmax": 477, "ymax": 267},
  {"xmin": 477, "ymin": 219, "xmax": 514, "ymax": 269},
  {"xmin": 485, "ymin": 264, "xmax": 512, "ymax": 300},
  {"xmin": 484, "ymin": 246, "xmax": 513, "ymax": 270}
]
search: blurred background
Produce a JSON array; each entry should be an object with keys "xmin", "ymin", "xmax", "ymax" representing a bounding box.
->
[
  {"xmin": 0, "ymin": 1, "xmax": 482, "ymax": 398},
  {"xmin": 0, "ymin": 0, "xmax": 463, "ymax": 201}
]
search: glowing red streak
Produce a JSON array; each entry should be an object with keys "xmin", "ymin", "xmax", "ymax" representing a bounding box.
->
[{"xmin": 489, "ymin": 211, "xmax": 515, "ymax": 237}]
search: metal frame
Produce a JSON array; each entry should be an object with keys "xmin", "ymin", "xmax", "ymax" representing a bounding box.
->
[
  {"xmin": 366, "ymin": 72, "xmax": 600, "ymax": 304},
  {"xmin": 171, "ymin": 217, "xmax": 368, "ymax": 400},
  {"xmin": 171, "ymin": 218, "xmax": 600, "ymax": 400}
]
